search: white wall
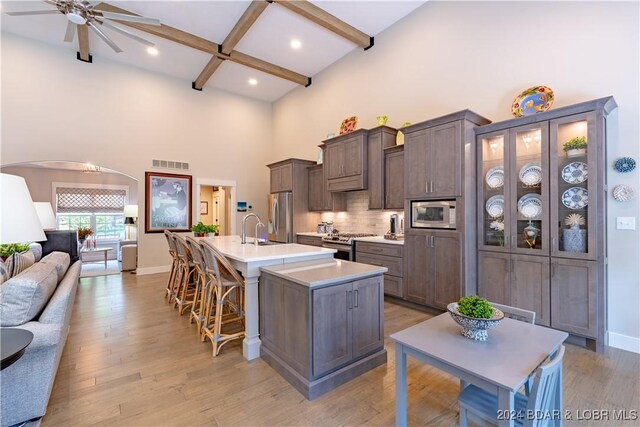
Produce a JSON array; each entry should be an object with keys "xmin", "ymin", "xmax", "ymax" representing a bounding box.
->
[
  {"xmin": 1, "ymin": 33, "xmax": 272, "ymax": 273},
  {"xmin": 272, "ymin": 2, "xmax": 640, "ymax": 347}
]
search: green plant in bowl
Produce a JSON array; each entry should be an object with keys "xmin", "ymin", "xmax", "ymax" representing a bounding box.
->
[
  {"xmin": 563, "ymin": 136, "xmax": 587, "ymax": 152},
  {"xmin": 191, "ymin": 222, "xmax": 219, "ymax": 236},
  {"xmin": 0, "ymin": 243, "xmax": 31, "ymax": 260},
  {"xmin": 457, "ymin": 295, "xmax": 493, "ymax": 319}
]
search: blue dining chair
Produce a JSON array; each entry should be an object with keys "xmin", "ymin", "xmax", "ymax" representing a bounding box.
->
[{"xmin": 458, "ymin": 345, "xmax": 565, "ymax": 427}]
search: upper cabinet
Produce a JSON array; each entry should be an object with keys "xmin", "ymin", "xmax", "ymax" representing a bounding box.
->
[
  {"xmin": 321, "ymin": 130, "xmax": 368, "ymax": 192},
  {"xmin": 384, "ymin": 145, "xmax": 404, "ymax": 210},
  {"xmin": 404, "ymin": 112, "xmax": 490, "ymax": 199},
  {"xmin": 308, "ymin": 159, "xmax": 347, "ymax": 212},
  {"xmin": 269, "ymin": 162, "xmax": 293, "ymax": 193},
  {"xmin": 367, "ymin": 126, "xmax": 398, "ymax": 209}
]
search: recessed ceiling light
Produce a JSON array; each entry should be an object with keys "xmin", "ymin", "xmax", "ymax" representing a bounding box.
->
[
  {"xmin": 146, "ymin": 47, "xmax": 159, "ymax": 56},
  {"xmin": 248, "ymin": 78, "xmax": 258, "ymax": 86},
  {"xmin": 290, "ymin": 39, "xmax": 302, "ymax": 50}
]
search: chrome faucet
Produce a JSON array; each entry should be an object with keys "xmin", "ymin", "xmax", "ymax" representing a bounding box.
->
[{"xmin": 241, "ymin": 213, "xmax": 262, "ymax": 244}]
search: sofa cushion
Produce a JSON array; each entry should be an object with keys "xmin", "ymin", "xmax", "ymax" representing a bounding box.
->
[
  {"xmin": 4, "ymin": 250, "xmax": 36, "ymax": 278},
  {"xmin": 0, "ymin": 261, "xmax": 59, "ymax": 326},
  {"xmin": 29, "ymin": 243, "xmax": 43, "ymax": 262},
  {"xmin": 39, "ymin": 252, "xmax": 71, "ymax": 283},
  {"xmin": 0, "ymin": 259, "xmax": 9, "ymax": 285}
]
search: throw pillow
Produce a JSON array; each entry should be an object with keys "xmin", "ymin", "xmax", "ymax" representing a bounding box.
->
[
  {"xmin": 0, "ymin": 259, "xmax": 9, "ymax": 285},
  {"xmin": 40, "ymin": 252, "xmax": 71, "ymax": 283},
  {"xmin": 29, "ymin": 242, "xmax": 43, "ymax": 262},
  {"xmin": 5, "ymin": 250, "xmax": 36, "ymax": 278}
]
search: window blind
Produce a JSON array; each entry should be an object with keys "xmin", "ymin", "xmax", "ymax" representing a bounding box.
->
[{"xmin": 56, "ymin": 187, "xmax": 126, "ymax": 213}]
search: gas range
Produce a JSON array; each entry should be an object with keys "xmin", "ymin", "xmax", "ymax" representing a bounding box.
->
[{"xmin": 322, "ymin": 232, "xmax": 377, "ymax": 245}]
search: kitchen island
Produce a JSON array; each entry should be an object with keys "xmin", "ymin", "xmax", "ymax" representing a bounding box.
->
[
  {"xmin": 202, "ymin": 235, "xmax": 336, "ymax": 360},
  {"xmin": 259, "ymin": 259, "xmax": 388, "ymax": 399}
]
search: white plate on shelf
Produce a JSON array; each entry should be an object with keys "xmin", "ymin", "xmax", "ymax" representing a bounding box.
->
[
  {"xmin": 561, "ymin": 162, "xmax": 588, "ymax": 184},
  {"xmin": 517, "ymin": 193, "xmax": 542, "ymax": 219},
  {"xmin": 562, "ymin": 187, "xmax": 588, "ymax": 210},
  {"xmin": 519, "ymin": 162, "xmax": 542, "ymax": 186},
  {"xmin": 485, "ymin": 166, "xmax": 504, "ymax": 189},
  {"xmin": 485, "ymin": 195, "xmax": 504, "ymax": 218}
]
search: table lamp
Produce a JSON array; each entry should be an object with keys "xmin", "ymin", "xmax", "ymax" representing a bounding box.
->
[
  {"xmin": 123, "ymin": 204, "xmax": 138, "ymax": 240},
  {"xmin": 1, "ymin": 174, "xmax": 46, "ymax": 244},
  {"xmin": 33, "ymin": 202, "xmax": 58, "ymax": 231}
]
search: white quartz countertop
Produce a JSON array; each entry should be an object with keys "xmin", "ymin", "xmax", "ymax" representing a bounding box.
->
[
  {"xmin": 353, "ymin": 236, "xmax": 405, "ymax": 245},
  {"xmin": 296, "ymin": 232, "xmax": 327, "ymax": 237},
  {"xmin": 260, "ymin": 259, "xmax": 387, "ymax": 288},
  {"xmin": 201, "ymin": 235, "xmax": 335, "ymax": 263}
]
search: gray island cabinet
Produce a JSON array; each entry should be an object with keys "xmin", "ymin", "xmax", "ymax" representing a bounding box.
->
[{"xmin": 259, "ymin": 260, "xmax": 388, "ymax": 400}]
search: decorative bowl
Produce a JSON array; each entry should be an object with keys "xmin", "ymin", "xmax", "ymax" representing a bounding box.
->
[
  {"xmin": 447, "ymin": 302, "xmax": 504, "ymax": 341},
  {"xmin": 339, "ymin": 116, "xmax": 358, "ymax": 135},
  {"xmin": 512, "ymin": 86, "xmax": 554, "ymax": 117}
]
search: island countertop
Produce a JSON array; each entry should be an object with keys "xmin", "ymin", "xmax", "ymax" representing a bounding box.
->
[
  {"xmin": 260, "ymin": 259, "xmax": 387, "ymax": 288},
  {"xmin": 201, "ymin": 235, "xmax": 335, "ymax": 263}
]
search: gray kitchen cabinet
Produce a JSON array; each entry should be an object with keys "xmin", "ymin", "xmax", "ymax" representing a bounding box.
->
[
  {"xmin": 551, "ymin": 258, "xmax": 597, "ymax": 338},
  {"xmin": 478, "ymin": 251, "xmax": 551, "ymax": 326},
  {"xmin": 307, "ymin": 165, "xmax": 324, "ymax": 212},
  {"xmin": 367, "ymin": 126, "xmax": 398, "ymax": 209},
  {"xmin": 269, "ymin": 162, "xmax": 293, "ymax": 193},
  {"xmin": 356, "ymin": 240, "xmax": 404, "ymax": 298},
  {"xmin": 475, "ymin": 97, "xmax": 616, "ymax": 352},
  {"xmin": 259, "ymin": 270, "xmax": 386, "ymax": 399},
  {"xmin": 296, "ymin": 234, "xmax": 324, "ymax": 247},
  {"xmin": 404, "ymin": 231, "xmax": 462, "ymax": 309},
  {"xmin": 321, "ymin": 130, "xmax": 368, "ymax": 192},
  {"xmin": 384, "ymin": 145, "xmax": 404, "ymax": 210}
]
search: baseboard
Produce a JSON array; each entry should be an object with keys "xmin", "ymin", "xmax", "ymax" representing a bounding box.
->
[
  {"xmin": 607, "ymin": 331, "xmax": 640, "ymax": 354},
  {"xmin": 136, "ymin": 265, "xmax": 171, "ymax": 275}
]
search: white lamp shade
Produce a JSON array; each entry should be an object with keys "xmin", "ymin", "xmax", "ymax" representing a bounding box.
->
[
  {"xmin": 123, "ymin": 204, "xmax": 138, "ymax": 218},
  {"xmin": 1, "ymin": 174, "xmax": 46, "ymax": 243},
  {"xmin": 33, "ymin": 202, "xmax": 58, "ymax": 230}
]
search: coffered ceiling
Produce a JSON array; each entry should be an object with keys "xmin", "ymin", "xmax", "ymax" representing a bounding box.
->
[{"xmin": 1, "ymin": 1, "xmax": 426, "ymax": 102}]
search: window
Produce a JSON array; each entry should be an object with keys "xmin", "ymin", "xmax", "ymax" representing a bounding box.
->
[{"xmin": 54, "ymin": 184, "xmax": 128, "ymax": 241}]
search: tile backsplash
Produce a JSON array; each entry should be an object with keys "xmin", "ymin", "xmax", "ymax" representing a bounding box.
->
[{"xmin": 320, "ymin": 191, "xmax": 404, "ymax": 235}]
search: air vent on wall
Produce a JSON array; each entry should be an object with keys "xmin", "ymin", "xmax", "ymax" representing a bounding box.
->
[{"xmin": 152, "ymin": 159, "xmax": 190, "ymax": 171}]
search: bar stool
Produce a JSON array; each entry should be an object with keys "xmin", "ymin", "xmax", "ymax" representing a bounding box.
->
[
  {"xmin": 173, "ymin": 235, "xmax": 196, "ymax": 315},
  {"xmin": 163, "ymin": 230, "xmax": 180, "ymax": 302},
  {"xmin": 199, "ymin": 239, "xmax": 245, "ymax": 356},
  {"xmin": 185, "ymin": 236, "xmax": 209, "ymax": 334}
]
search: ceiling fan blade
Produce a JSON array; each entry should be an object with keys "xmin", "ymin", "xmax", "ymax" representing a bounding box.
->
[
  {"xmin": 6, "ymin": 10, "xmax": 60, "ymax": 16},
  {"xmin": 96, "ymin": 19, "xmax": 155, "ymax": 47},
  {"xmin": 98, "ymin": 11, "xmax": 160, "ymax": 26},
  {"xmin": 87, "ymin": 21, "xmax": 122, "ymax": 53},
  {"xmin": 64, "ymin": 21, "xmax": 76, "ymax": 42}
]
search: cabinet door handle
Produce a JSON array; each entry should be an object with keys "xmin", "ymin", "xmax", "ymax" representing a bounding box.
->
[
  {"xmin": 506, "ymin": 258, "xmax": 511, "ymax": 273},
  {"xmin": 552, "ymin": 237, "xmax": 557, "ymax": 250},
  {"xmin": 354, "ymin": 289, "xmax": 359, "ymax": 308},
  {"xmin": 551, "ymin": 262, "xmax": 557, "ymax": 278},
  {"xmin": 425, "ymin": 181, "xmax": 429, "ymax": 194},
  {"xmin": 430, "ymin": 181, "xmax": 434, "ymax": 193},
  {"xmin": 347, "ymin": 290, "xmax": 353, "ymax": 309},
  {"xmin": 511, "ymin": 235, "xmax": 517, "ymax": 248},
  {"xmin": 430, "ymin": 235, "xmax": 435, "ymax": 248}
]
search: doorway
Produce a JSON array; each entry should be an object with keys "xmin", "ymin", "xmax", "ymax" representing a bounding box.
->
[{"xmin": 199, "ymin": 185, "xmax": 232, "ymax": 235}]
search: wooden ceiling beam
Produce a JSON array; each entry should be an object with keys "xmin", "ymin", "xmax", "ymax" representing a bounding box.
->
[
  {"xmin": 273, "ymin": 0, "xmax": 373, "ymax": 50},
  {"xmin": 194, "ymin": 0, "xmax": 270, "ymax": 90},
  {"xmin": 77, "ymin": 24, "xmax": 92, "ymax": 62},
  {"xmin": 94, "ymin": 2, "xmax": 311, "ymax": 88}
]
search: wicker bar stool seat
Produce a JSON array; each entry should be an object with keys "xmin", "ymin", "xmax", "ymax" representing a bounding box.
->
[
  {"xmin": 185, "ymin": 236, "xmax": 209, "ymax": 334},
  {"xmin": 163, "ymin": 230, "xmax": 180, "ymax": 302},
  {"xmin": 173, "ymin": 235, "xmax": 197, "ymax": 315},
  {"xmin": 199, "ymin": 239, "xmax": 245, "ymax": 356}
]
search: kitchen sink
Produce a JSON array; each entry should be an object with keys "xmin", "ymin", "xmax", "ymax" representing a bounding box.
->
[{"xmin": 258, "ymin": 241, "xmax": 281, "ymax": 246}]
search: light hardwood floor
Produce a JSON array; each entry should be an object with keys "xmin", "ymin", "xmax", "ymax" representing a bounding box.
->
[{"xmin": 43, "ymin": 272, "xmax": 639, "ymax": 426}]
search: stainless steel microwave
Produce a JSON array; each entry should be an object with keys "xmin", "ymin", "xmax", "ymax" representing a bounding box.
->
[{"xmin": 411, "ymin": 200, "xmax": 457, "ymax": 229}]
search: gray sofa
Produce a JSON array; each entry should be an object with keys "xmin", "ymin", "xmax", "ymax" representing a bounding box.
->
[{"xmin": 0, "ymin": 254, "xmax": 81, "ymax": 426}]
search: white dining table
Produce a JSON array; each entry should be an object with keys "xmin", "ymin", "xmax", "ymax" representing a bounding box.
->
[
  {"xmin": 202, "ymin": 235, "xmax": 335, "ymax": 361},
  {"xmin": 391, "ymin": 313, "xmax": 568, "ymax": 427}
]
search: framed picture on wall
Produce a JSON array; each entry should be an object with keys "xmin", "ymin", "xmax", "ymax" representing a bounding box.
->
[
  {"xmin": 200, "ymin": 201, "xmax": 208, "ymax": 215},
  {"xmin": 145, "ymin": 172, "xmax": 192, "ymax": 233}
]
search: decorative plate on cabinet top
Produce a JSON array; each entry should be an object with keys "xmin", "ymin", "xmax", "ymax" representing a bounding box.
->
[
  {"xmin": 485, "ymin": 195, "xmax": 504, "ymax": 218},
  {"xmin": 562, "ymin": 162, "xmax": 588, "ymax": 184},
  {"xmin": 562, "ymin": 187, "xmax": 589, "ymax": 210},
  {"xmin": 339, "ymin": 116, "xmax": 358, "ymax": 135},
  {"xmin": 519, "ymin": 162, "xmax": 542, "ymax": 186},
  {"xmin": 517, "ymin": 193, "xmax": 543, "ymax": 219},
  {"xmin": 511, "ymin": 86, "xmax": 554, "ymax": 117},
  {"xmin": 485, "ymin": 166, "xmax": 504, "ymax": 189}
]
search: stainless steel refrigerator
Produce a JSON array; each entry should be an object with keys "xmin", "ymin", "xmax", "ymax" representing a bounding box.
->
[{"xmin": 268, "ymin": 192, "xmax": 293, "ymax": 243}]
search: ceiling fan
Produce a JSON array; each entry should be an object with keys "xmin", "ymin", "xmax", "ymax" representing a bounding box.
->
[{"xmin": 5, "ymin": 0, "xmax": 161, "ymax": 53}]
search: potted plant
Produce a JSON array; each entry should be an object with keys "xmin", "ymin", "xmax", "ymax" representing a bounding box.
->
[
  {"xmin": 563, "ymin": 136, "xmax": 587, "ymax": 158},
  {"xmin": 191, "ymin": 222, "xmax": 219, "ymax": 237},
  {"xmin": 0, "ymin": 243, "xmax": 30, "ymax": 261},
  {"xmin": 447, "ymin": 295, "xmax": 504, "ymax": 341},
  {"xmin": 77, "ymin": 227, "xmax": 93, "ymax": 246}
]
